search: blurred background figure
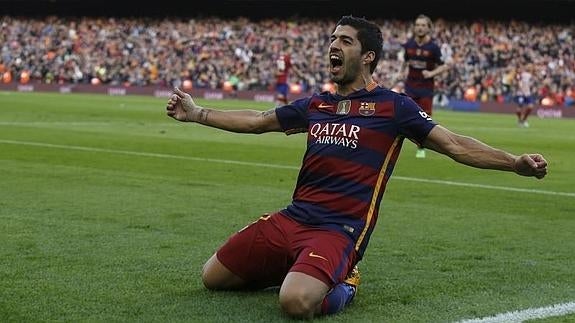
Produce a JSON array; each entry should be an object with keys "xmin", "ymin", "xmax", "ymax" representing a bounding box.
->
[
  {"xmin": 394, "ymin": 14, "xmax": 452, "ymax": 158},
  {"xmin": 274, "ymin": 41, "xmax": 302, "ymax": 105},
  {"xmin": 514, "ymin": 63, "xmax": 536, "ymax": 128}
]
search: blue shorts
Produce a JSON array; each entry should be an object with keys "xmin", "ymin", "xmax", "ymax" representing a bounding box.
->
[
  {"xmin": 276, "ymin": 83, "xmax": 289, "ymax": 98},
  {"xmin": 515, "ymin": 95, "xmax": 535, "ymax": 107}
]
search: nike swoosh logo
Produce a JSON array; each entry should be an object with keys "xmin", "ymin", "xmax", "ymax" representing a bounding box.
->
[
  {"xmin": 308, "ymin": 251, "xmax": 328, "ymax": 261},
  {"xmin": 317, "ymin": 103, "xmax": 333, "ymax": 109}
]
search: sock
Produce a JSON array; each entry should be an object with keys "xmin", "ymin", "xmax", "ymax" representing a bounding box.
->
[
  {"xmin": 522, "ymin": 107, "xmax": 533, "ymax": 121},
  {"xmin": 320, "ymin": 283, "xmax": 356, "ymax": 315}
]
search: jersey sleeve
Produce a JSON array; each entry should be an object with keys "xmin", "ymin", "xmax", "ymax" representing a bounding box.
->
[
  {"xmin": 394, "ymin": 94, "xmax": 437, "ymax": 144},
  {"xmin": 274, "ymin": 96, "xmax": 311, "ymax": 135},
  {"xmin": 433, "ymin": 42, "xmax": 445, "ymax": 65}
]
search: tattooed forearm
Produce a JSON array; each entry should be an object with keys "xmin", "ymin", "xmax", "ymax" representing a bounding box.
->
[
  {"xmin": 262, "ymin": 109, "xmax": 275, "ymax": 117},
  {"xmin": 199, "ymin": 108, "xmax": 210, "ymax": 123}
]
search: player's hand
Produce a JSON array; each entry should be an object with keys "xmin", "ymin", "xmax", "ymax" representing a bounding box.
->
[
  {"xmin": 422, "ymin": 70, "xmax": 433, "ymax": 79},
  {"xmin": 166, "ymin": 87, "xmax": 201, "ymax": 122},
  {"xmin": 513, "ymin": 154, "xmax": 548, "ymax": 179}
]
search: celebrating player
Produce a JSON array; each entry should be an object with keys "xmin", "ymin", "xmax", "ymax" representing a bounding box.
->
[{"xmin": 165, "ymin": 15, "xmax": 548, "ymax": 319}]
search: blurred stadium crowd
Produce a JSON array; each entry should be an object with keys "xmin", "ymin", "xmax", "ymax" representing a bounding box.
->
[{"xmin": 0, "ymin": 15, "xmax": 574, "ymax": 106}]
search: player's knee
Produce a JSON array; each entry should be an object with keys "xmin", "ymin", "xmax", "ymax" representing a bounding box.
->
[
  {"xmin": 279, "ymin": 289, "xmax": 318, "ymax": 319},
  {"xmin": 201, "ymin": 257, "xmax": 246, "ymax": 290},
  {"xmin": 201, "ymin": 265, "xmax": 220, "ymax": 290}
]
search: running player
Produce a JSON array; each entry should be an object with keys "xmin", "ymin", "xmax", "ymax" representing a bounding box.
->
[{"xmin": 395, "ymin": 14, "xmax": 451, "ymax": 158}]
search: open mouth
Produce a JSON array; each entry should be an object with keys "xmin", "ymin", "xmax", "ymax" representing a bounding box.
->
[{"xmin": 330, "ymin": 54, "xmax": 343, "ymax": 73}]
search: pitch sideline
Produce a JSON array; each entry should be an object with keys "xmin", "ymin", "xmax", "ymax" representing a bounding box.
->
[{"xmin": 456, "ymin": 301, "xmax": 575, "ymax": 323}]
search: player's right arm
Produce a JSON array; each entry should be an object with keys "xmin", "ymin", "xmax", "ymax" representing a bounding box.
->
[
  {"xmin": 423, "ymin": 125, "xmax": 548, "ymax": 179},
  {"xmin": 166, "ymin": 87, "xmax": 282, "ymax": 134}
]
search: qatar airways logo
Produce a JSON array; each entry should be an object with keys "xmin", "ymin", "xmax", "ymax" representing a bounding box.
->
[{"xmin": 309, "ymin": 122, "xmax": 360, "ymax": 149}]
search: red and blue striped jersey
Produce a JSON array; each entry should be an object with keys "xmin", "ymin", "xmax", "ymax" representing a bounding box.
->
[
  {"xmin": 402, "ymin": 38, "xmax": 444, "ymax": 98},
  {"xmin": 275, "ymin": 82, "xmax": 436, "ymax": 259}
]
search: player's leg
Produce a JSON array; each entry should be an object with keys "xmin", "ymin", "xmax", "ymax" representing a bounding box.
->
[
  {"xmin": 515, "ymin": 96, "xmax": 525, "ymax": 125},
  {"xmin": 320, "ymin": 264, "xmax": 360, "ymax": 314},
  {"xmin": 279, "ymin": 224, "xmax": 358, "ymax": 318},
  {"xmin": 202, "ymin": 212, "xmax": 290, "ymax": 290},
  {"xmin": 279, "ymin": 269, "xmax": 361, "ymax": 318},
  {"xmin": 202, "ymin": 253, "xmax": 246, "ymax": 289},
  {"xmin": 275, "ymin": 83, "xmax": 289, "ymax": 105},
  {"xmin": 516, "ymin": 106, "xmax": 523, "ymax": 124},
  {"xmin": 521, "ymin": 101, "xmax": 534, "ymax": 127},
  {"xmin": 279, "ymin": 271, "xmax": 331, "ymax": 319}
]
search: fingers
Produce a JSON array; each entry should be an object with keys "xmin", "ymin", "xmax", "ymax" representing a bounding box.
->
[
  {"xmin": 528, "ymin": 154, "xmax": 548, "ymax": 179},
  {"xmin": 516, "ymin": 154, "xmax": 548, "ymax": 179},
  {"xmin": 532, "ymin": 154, "xmax": 548, "ymax": 168},
  {"xmin": 166, "ymin": 94, "xmax": 179, "ymax": 117},
  {"xmin": 173, "ymin": 86, "xmax": 185, "ymax": 98}
]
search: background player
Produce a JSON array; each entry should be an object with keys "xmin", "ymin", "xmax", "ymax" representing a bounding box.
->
[
  {"xmin": 274, "ymin": 41, "xmax": 302, "ymax": 105},
  {"xmin": 514, "ymin": 63, "xmax": 536, "ymax": 127},
  {"xmin": 394, "ymin": 14, "xmax": 452, "ymax": 158}
]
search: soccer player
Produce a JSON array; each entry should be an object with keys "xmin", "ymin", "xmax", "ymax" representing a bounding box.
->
[
  {"xmin": 165, "ymin": 15, "xmax": 548, "ymax": 319},
  {"xmin": 514, "ymin": 63, "xmax": 536, "ymax": 127},
  {"xmin": 274, "ymin": 41, "xmax": 302, "ymax": 105},
  {"xmin": 394, "ymin": 14, "xmax": 451, "ymax": 158}
]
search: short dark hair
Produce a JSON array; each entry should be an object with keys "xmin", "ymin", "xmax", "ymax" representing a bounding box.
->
[{"xmin": 335, "ymin": 15, "xmax": 383, "ymax": 74}]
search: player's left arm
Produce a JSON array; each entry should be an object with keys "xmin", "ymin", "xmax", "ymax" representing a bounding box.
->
[
  {"xmin": 422, "ymin": 43, "xmax": 452, "ymax": 79},
  {"xmin": 423, "ymin": 125, "xmax": 548, "ymax": 179},
  {"xmin": 423, "ymin": 62, "xmax": 451, "ymax": 79}
]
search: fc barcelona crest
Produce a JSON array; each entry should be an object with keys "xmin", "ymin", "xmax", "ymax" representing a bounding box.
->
[
  {"xmin": 336, "ymin": 100, "xmax": 351, "ymax": 115},
  {"xmin": 359, "ymin": 102, "xmax": 376, "ymax": 116}
]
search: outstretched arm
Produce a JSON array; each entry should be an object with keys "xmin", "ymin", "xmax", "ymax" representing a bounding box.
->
[
  {"xmin": 166, "ymin": 87, "xmax": 282, "ymax": 134},
  {"xmin": 423, "ymin": 125, "xmax": 548, "ymax": 179}
]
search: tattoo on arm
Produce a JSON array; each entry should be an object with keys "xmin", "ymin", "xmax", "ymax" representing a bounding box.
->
[
  {"xmin": 199, "ymin": 109, "xmax": 210, "ymax": 123},
  {"xmin": 262, "ymin": 109, "xmax": 275, "ymax": 117}
]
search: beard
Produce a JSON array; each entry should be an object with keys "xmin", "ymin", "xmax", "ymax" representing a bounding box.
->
[{"xmin": 330, "ymin": 59, "xmax": 362, "ymax": 86}]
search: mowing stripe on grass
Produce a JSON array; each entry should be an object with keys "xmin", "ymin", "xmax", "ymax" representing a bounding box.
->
[
  {"xmin": 457, "ymin": 301, "xmax": 575, "ymax": 323},
  {"xmin": 2, "ymin": 139, "xmax": 573, "ymax": 198}
]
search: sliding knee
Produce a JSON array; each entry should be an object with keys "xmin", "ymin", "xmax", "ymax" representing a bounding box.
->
[{"xmin": 279, "ymin": 290, "xmax": 318, "ymax": 319}]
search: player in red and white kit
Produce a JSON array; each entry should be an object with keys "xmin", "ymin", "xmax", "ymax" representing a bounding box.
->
[
  {"xmin": 514, "ymin": 64, "xmax": 536, "ymax": 127},
  {"xmin": 275, "ymin": 45, "xmax": 293, "ymax": 105}
]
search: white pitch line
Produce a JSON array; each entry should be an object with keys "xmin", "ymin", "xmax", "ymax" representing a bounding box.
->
[
  {"xmin": 0, "ymin": 139, "xmax": 299, "ymax": 170},
  {"xmin": 457, "ymin": 301, "xmax": 575, "ymax": 323},
  {"xmin": 0, "ymin": 121, "xmax": 114, "ymax": 126},
  {"xmin": 393, "ymin": 176, "xmax": 573, "ymax": 197},
  {"xmin": 1, "ymin": 139, "xmax": 574, "ymax": 198}
]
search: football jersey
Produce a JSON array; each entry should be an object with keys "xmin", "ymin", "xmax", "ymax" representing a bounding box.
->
[
  {"xmin": 402, "ymin": 38, "xmax": 444, "ymax": 98},
  {"xmin": 275, "ymin": 82, "xmax": 436, "ymax": 259},
  {"xmin": 275, "ymin": 54, "xmax": 292, "ymax": 84},
  {"xmin": 517, "ymin": 71, "xmax": 533, "ymax": 96}
]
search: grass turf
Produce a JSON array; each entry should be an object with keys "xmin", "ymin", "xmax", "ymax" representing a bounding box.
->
[{"xmin": 0, "ymin": 91, "xmax": 573, "ymax": 322}]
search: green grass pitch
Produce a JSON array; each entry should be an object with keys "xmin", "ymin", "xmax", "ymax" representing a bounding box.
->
[{"xmin": 1, "ymin": 91, "xmax": 574, "ymax": 322}]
